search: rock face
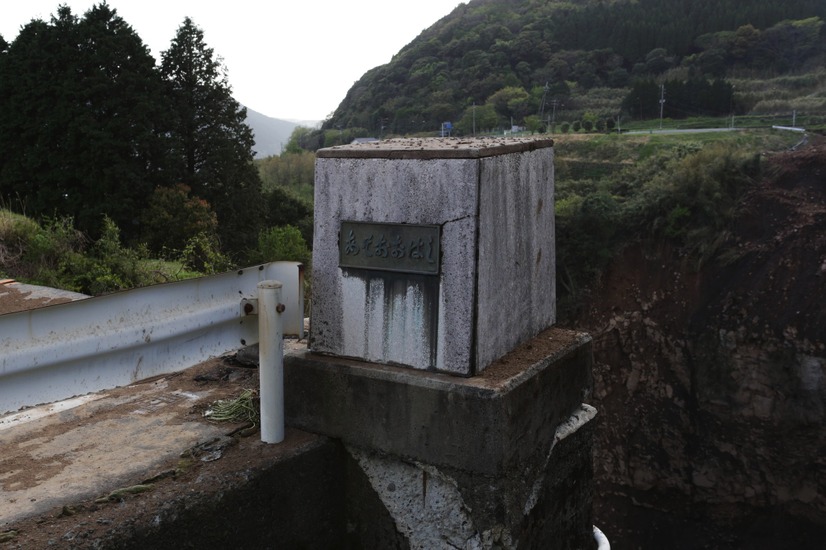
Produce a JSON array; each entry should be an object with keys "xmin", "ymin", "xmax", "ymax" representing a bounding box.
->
[{"xmin": 573, "ymin": 145, "xmax": 826, "ymax": 547}]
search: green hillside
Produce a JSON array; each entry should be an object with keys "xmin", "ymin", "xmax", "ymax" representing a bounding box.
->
[{"xmin": 319, "ymin": 0, "xmax": 826, "ymax": 141}]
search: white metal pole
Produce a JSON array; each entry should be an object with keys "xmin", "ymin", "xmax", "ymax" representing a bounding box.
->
[
  {"xmin": 258, "ymin": 280, "xmax": 284, "ymax": 443},
  {"xmin": 593, "ymin": 525, "xmax": 610, "ymax": 549}
]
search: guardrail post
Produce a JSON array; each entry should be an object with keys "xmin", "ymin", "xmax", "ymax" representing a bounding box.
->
[{"xmin": 257, "ymin": 280, "xmax": 284, "ymax": 443}]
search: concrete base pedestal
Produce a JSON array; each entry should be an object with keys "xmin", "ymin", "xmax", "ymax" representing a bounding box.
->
[{"xmin": 285, "ymin": 327, "xmax": 597, "ymax": 549}]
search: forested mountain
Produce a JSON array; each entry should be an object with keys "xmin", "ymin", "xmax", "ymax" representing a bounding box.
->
[{"xmin": 323, "ymin": 0, "xmax": 826, "ymax": 138}]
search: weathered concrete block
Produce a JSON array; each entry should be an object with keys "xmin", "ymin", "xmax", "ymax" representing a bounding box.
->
[
  {"xmin": 344, "ymin": 406, "xmax": 598, "ymax": 549},
  {"xmin": 311, "ymin": 137, "xmax": 555, "ymax": 375},
  {"xmin": 286, "ymin": 327, "xmax": 591, "ymax": 476}
]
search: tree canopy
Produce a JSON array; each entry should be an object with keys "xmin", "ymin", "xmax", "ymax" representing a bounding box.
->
[
  {"xmin": 0, "ymin": 4, "xmax": 169, "ymax": 239},
  {"xmin": 160, "ymin": 17, "xmax": 264, "ymax": 255},
  {"xmin": 0, "ymin": 3, "xmax": 263, "ymax": 261}
]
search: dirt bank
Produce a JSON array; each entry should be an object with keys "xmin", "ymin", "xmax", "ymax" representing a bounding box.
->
[{"xmin": 572, "ymin": 142, "xmax": 826, "ymax": 548}]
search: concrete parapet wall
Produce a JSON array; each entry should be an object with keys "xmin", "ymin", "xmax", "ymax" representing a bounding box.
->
[{"xmin": 108, "ymin": 436, "xmax": 347, "ymax": 549}]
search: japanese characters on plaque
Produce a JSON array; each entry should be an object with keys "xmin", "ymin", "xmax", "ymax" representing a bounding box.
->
[{"xmin": 339, "ymin": 221, "xmax": 441, "ymax": 275}]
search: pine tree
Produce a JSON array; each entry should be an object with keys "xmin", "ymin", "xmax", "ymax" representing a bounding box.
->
[{"xmin": 160, "ymin": 18, "xmax": 263, "ymax": 258}]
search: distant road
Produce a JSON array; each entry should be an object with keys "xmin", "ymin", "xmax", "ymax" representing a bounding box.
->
[
  {"xmin": 625, "ymin": 126, "xmax": 806, "ymax": 135},
  {"xmin": 624, "ymin": 127, "xmax": 741, "ymax": 135}
]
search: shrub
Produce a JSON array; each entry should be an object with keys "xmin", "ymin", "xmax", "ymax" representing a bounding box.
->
[
  {"xmin": 18, "ymin": 216, "xmax": 87, "ymax": 284},
  {"xmin": 180, "ymin": 232, "xmax": 233, "ymax": 274},
  {"xmin": 60, "ymin": 216, "xmax": 154, "ymax": 295},
  {"xmin": 140, "ymin": 184, "xmax": 219, "ymax": 256},
  {"xmin": 1, "ymin": 211, "xmax": 215, "ymax": 294},
  {"xmin": 253, "ymin": 225, "xmax": 311, "ymax": 267},
  {"xmin": 0, "ymin": 209, "xmax": 41, "ymax": 275},
  {"xmin": 263, "ymin": 186, "xmax": 314, "ymax": 246}
]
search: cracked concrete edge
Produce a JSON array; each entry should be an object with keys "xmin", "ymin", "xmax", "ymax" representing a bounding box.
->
[
  {"xmin": 347, "ymin": 446, "xmax": 516, "ymax": 550},
  {"xmin": 523, "ymin": 403, "xmax": 599, "ymax": 516},
  {"xmin": 343, "ymin": 404, "xmax": 598, "ymax": 548}
]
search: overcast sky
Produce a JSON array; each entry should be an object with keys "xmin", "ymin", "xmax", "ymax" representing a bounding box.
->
[{"xmin": 2, "ymin": 1, "xmax": 466, "ymax": 122}]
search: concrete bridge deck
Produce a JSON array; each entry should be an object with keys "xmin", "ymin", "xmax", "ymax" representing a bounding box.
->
[{"xmin": 0, "ymin": 346, "xmax": 344, "ymax": 549}]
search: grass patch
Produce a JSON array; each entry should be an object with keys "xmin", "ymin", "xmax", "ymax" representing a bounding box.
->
[
  {"xmin": 136, "ymin": 258, "xmax": 203, "ymax": 284},
  {"xmin": 204, "ymin": 389, "xmax": 259, "ymax": 424}
]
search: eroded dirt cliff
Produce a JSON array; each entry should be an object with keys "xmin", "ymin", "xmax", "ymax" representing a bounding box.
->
[{"xmin": 571, "ymin": 142, "xmax": 826, "ymax": 548}]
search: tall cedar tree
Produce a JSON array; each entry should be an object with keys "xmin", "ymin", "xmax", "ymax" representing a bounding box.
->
[
  {"xmin": 0, "ymin": 4, "xmax": 170, "ymax": 240},
  {"xmin": 160, "ymin": 18, "xmax": 263, "ymax": 258}
]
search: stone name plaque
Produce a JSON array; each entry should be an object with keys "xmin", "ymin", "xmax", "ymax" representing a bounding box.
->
[{"xmin": 339, "ymin": 221, "xmax": 441, "ymax": 275}]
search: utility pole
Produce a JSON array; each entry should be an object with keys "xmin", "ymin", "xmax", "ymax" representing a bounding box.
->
[
  {"xmin": 472, "ymin": 103, "xmax": 476, "ymax": 136},
  {"xmin": 538, "ymin": 82, "xmax": 549, "ymax": 121},
  {"xmin": 659, "ymin": 84, "xmax": 666, "ymax": 130},
  {"xmin": 550, "ymin": 99, "xmax": 559, "ymax": 134}
]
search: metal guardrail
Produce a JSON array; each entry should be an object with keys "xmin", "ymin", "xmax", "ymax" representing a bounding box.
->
[{"xmin": 0, "ymin": 262, "xmax": 303, "ymax": 415}]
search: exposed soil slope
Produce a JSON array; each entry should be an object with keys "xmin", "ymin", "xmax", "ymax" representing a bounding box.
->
[{"xmin": 571, "ymin": 141, "xmax": 826, "ymax": 548}]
